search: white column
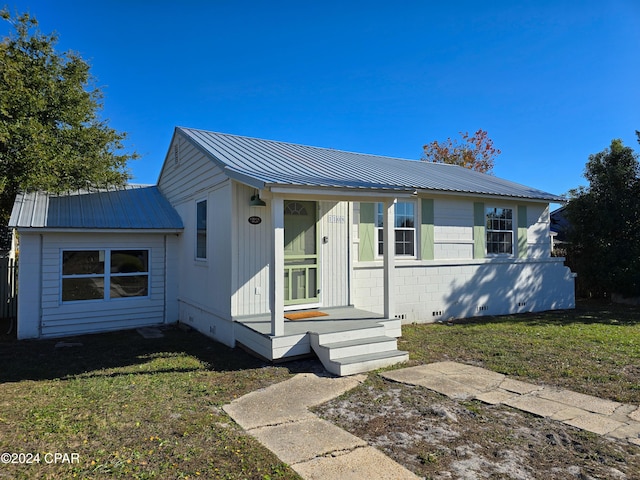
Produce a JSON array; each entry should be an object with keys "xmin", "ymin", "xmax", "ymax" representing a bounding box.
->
[
  {"xmin": 270, "ymin": 196, "xmax": 285, "ymax": 336},
  {"xmin": 383, "ymin": 199, "xmax": 395, "ymax": 319}
]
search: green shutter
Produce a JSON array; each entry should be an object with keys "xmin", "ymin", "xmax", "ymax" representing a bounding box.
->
[
  {"xmin": 420, "ymin": 198, "xmax": 434, "ymax": 260},
  {"xmin": 359, "ymin": 203, "xmax": 375, "ymax": 261},
  {"xmin": 473, "ymin": 202, "xmax": 485, "ymax": 259},
  {"xmin": 517, "ymin": 205, "xmax": 528, "ymax": 258}
]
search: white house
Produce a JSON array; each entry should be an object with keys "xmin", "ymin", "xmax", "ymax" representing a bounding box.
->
[{"xmin": 9, "ymin": 128, "xmax": 576, "ymax": 375}]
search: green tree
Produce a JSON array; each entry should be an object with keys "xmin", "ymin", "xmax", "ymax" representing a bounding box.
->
[
  {"xmin": 565, "ymin": 135, "xmax": 640, "ymax": 298},
  {"xmin": 0, "ymin": 10, "xmax": 134, "ymax": 222},
  {"xmin": 421, "ymin": 129, "xmax": 500, "ymax": 174}
]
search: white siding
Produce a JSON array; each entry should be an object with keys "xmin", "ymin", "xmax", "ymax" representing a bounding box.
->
[
  {"xmin": 158, "ymin": 132, "xmax": 228, "ymax": 205},
  {"xmin": 353, "ymin": 196, "xmax": 574, "ymax": 322},
  {"xmin": 527, "ymin": 204, "xmax": 552, "ymax": 258},
  {"xmin": 158, "ymin": 131, "xmax": 235, "ymax": 346},
  {"xmin": 231, "ymin": 182, "xmax": 271, "ymax": 317},
  {"xmin": 433, "ymin": 198, "xmax": 474, "ymax": 260},
  {"xmin": 16, "ymin": 233, "xmax": 42, "ymax": 339},
  {"xmin": 33, "ymin": 232, "xmax": 170, "ymax": 338}
]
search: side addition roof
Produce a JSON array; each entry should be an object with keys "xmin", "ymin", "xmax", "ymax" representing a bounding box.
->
[
  {"xmin": 177, "ymin": 127, "xmax": 565, "ymax": 202},
  {"xmin": 9, "ymin": 185, "xmax": 183, "ymax": 231}
]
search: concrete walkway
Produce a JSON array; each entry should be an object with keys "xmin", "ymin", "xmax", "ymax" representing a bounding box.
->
[
  {"xmin": 224, "ymin": 362, "xmax": 640, "ymax": 479},
  {"xmin": 223, "ymin": 373, "xmax": 420, "ymax": 479},
  {"xmin": 382, "ymin": 361, "xmax": 640, "ymax": 447}
]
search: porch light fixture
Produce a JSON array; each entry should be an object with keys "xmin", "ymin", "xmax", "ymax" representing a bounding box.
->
[{"xmin": 250, "ymin": 191, "xmax": 266, "ymax": 207}]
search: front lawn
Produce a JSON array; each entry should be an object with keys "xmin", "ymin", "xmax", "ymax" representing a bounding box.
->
[
  {"xmin": 0, "ymin": 300, "xmax": 638, "ymax": 478},
  {"xmin": 0, "ymin": 326, "xmax": 302, "ymax": 479}
]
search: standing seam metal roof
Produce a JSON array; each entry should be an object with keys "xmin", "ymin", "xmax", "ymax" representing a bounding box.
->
[
  {"xmin": 9, "ymin": 185, "xmax": 184, "ymax": 230},
  {"xmin": 179, "ymin": 127, "xmax": 564, "ymax": 201}
]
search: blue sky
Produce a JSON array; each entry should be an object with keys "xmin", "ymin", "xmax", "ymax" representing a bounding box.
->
[{"xmin": 2, "ymin": 1, "xmax": 639, "ymax": 201}]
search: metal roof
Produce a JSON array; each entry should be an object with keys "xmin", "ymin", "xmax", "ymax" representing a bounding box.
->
[
  {"xmin": 9, "ymin": 185, "xmax": 183, "ymax": 230},
  {"xmin": 179, "ymin": 127, "xmax": 565, "ymax": 202}
]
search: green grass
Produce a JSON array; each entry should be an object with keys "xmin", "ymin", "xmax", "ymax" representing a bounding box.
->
[
  {"xmin": 0, "ymin": 326, "xmax": 302, "ymax": 479},
  {"xmin": 399, "ymin": 299, "xmax": 640, "ymax": 404},
  {"xmin": 0, "ymin": 300, "xmax": 638, "ymax": 478}
]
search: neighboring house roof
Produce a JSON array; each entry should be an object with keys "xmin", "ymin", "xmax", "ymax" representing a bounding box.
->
[
  {"xmin": 550, "ymin": 205, "xmax": 569, "ymax": 242},
  {"xmin": 178, "ymin": 127, "xmax": 565, "ymax": 202},
  {"xmin": 9, "ymin": 185, "xmax": 183, "ymax": 230}
]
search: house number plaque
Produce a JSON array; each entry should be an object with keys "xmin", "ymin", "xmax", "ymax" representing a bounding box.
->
[{"xmin": 248, "ymin": 216, "xmax": 262, "ymax": 225}]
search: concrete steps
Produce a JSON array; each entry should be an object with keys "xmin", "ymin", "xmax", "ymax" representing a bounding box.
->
[{"xmin": 310, "ymin": 324, "xmax": 409, "ymax": 376}]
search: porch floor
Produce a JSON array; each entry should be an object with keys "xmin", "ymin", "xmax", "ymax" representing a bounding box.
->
[{"xmin": 235, "ymin": 306, "xmax": 386, "ymax": 337}]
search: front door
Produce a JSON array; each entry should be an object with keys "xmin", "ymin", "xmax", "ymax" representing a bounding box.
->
[{"xmin": 284, "ymin": 201, "xmax": 318, "ymax": 305}]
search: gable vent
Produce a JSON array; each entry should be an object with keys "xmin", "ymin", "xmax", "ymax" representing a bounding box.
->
[{"xmin": 174, "ymin": 142, "xmax": 180, "ymax": 166}]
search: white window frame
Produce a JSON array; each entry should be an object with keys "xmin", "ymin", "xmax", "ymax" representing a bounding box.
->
[
  {"xmin": 195, "ymin": 199, "xmax": 207, "ymax": 261},
  {"xmin": 375, "ymin": 201, "xmax": 416, "ymax": 257},
  {"xmin": 485, "ymin": 207, "xmax": 514, "ymax": 256},
  {"xmin": 61, "ymin": 249, "xmax": 150, "ymax": 303}
]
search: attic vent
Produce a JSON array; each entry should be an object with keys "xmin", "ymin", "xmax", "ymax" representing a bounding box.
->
[{"xmin": 174, "ymin": 142, "xmax": 180, "ymax": 166}]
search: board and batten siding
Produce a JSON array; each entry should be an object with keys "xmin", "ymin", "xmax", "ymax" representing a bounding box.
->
[
  {"xmin": 319, "ymin": 201, "xmax": 349, "ymax": 307},
  {"xmin": 231, "ymin": 182, "xmax": 271, "ymax": 317},
  {"xmin": 231, "ymin": 190, "xmax": 352, "ymax": 317},
  {"xmin": 28, "ymin": 232, "xmax": 171, "ymax": 338}
]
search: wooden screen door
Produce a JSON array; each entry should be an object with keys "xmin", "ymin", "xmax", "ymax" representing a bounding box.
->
[{"xmin": 283, "ymin": 201, "xmax": 318, "ymax": 305}]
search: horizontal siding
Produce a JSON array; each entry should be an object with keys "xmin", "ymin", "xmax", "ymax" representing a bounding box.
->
[
  {"xmin": 158, "ymin": 132, "xmax": 229, "ymax": 205},
  {"xmin": 39, "ymin": 232, "xmax": 168, "ymax": 337}
]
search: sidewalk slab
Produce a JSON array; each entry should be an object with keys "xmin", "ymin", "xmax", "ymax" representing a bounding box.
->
[
  {"xmin": 223, "ymin": 373, "xmax": 364, "ymax": 429},
  {"xmin": 475, "ymin": 389, "xmax": 516, "ymax": 405},
  {"xmin": 250, "ymin": 417, "xmax": 367, "ymax": 465},
  {"xmin": 293, "ymin": 446, "xmax": 420, "ymax": 480},
  {"xmin": 498, "ymin": 378, "xmax": 542, "ymax": 395},
  {"xmin": 537, "ymin": 388, "xmax": 621, "ymax": 415},
  {"xmin": 564, "ymin": 413, "xmax": 626, "ymax": 435},
  {"xmin": 504, "ymin": 395, "xmax": 566, "ymax": 418}
]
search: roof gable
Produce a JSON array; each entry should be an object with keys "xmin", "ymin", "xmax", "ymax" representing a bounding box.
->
[
  {"xmin": 9, "ymin": 185, "xmax": 183, "ymax": 230},
  {"xmin": 177, "ymin": 127, "xmax": 564, "ymax": 202}
]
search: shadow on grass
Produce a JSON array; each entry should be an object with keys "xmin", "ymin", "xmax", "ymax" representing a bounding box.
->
[
  {"xmin": 0, "ymin": 324, "xmax": 323, "ymax": 383},
  {"xmin": 443, "ymin": 299, "xmax": 640, "ymax": 328}
]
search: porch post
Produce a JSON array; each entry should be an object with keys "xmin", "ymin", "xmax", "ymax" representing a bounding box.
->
[
  {"xmin": 270, "ymin": 196, "xmax": 285, "ymax": 336},
  {"xmin": 383, "ymin": 199, "xmax": 396, "ymax": 319}
]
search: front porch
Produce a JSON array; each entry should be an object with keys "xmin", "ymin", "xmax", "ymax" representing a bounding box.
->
[{"xmin": 233, "ymin": 306, "xmax": 406, "ymax": 373}]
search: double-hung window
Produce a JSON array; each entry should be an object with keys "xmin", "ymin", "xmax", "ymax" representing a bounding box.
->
[
  {"xmin": 375, "ymin": 201, "xmax": 416, "ymax": 256},
  {"xmin": 485, "ymin": 207, "xmax": 513, "ymax": 255},
  {"xmin": 62, "ymin": 250, "xmax": 149, "ymax": 302}
]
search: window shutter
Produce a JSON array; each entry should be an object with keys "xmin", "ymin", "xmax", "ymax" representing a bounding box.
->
[
  {"xmin": 473, "ymin": 202, "xmax": 485, "ymax": 258},
  {"xmin": 420, "ymin": 198, "xmax": 434, "ymax": 260},
  {"xmin": 359, "ymin": 203, "xmax": 375, "ymax": 261},
  {"xmin": 517, "ymin": 205, "xmax": 528, "ymax": 258}
]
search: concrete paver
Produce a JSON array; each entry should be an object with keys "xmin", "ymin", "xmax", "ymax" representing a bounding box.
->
[
  {"xmin": 294, "ymin": 446, "xmax": 419, "ymax": 480},
  {"xmin": 225, "ymin": 361, "xmax": 639, "ymax": 480},
  {"xmin": 564, "ymin": 413, "xmax": 627, "ymax": 435},
  {"xmin": 224, "ymin": 372, "xmax": 420, "ymax": 480},
  {"xmin": 382, "ymin": 361, "xmax": 640, "ymax": 447},
  {"xmin": 250, "ymin": 417, "xmax": 367, "ymax": 465},
  {"xmin": 537, "ymin": 388, "xmax": 621, "ymax": 415}
]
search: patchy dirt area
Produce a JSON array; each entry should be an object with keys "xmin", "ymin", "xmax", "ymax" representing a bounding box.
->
[{"xmin": 313, "ymin": 376, "xmax": 640, "ymax": 480}]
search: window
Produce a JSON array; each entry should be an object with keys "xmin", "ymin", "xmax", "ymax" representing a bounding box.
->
[
  {"xmin": 486, "ymin": 207, "xmax": 513, "ymax": 254},
  {"xmin": 376, "ymin": 202, "xmax": 415, "ymax": 256},
  {"xmin": 196, "ymin": 200, "xmax": 207, "ymax": 260},
  {"xmin": 62, "ymin": 250, "xmax": 149, "ymax": 302}
]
